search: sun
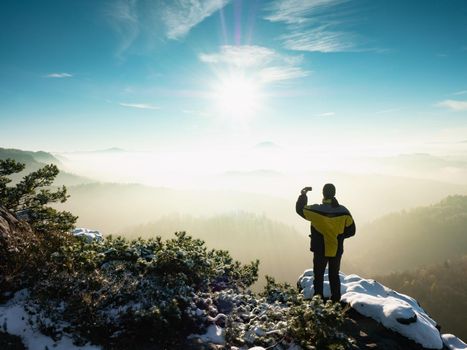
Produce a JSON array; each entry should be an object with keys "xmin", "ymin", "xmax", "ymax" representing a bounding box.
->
[{"xmin": 214, "ymin": 74, "xmax": 262, "ymax": 118}]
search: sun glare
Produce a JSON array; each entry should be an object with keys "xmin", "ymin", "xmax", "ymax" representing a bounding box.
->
[{"xmin": 214, "ymin": 74, "xmax": 261, "ymax": 118}]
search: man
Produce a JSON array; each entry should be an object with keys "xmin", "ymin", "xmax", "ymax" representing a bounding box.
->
[{"xmin": 296, "ymin": 184, "xmax": 355, "ymax": 302}]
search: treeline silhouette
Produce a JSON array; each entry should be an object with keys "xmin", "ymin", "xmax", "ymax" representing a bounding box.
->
[{"xmin": 376, "ymin": 255, "xmax": 467, "ymax": 340}]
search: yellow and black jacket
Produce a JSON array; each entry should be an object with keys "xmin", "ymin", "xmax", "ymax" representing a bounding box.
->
[{"xmin": 296, "ymin": 194, "xmax": 355, "ymax": 257}]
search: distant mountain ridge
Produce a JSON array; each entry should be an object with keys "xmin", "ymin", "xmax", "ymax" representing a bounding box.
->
[
  {"xmin": 60, "ymin": 147, "xmax": 127, "ymax": 154},
  {"xmin": 0, "ymin": 147, "xmax": 61, "ymax": 166},
  {"xmin": 6, "ymin": 146, "xmax": 465, "ymax": 229},
  {"xmin": 0, "ymin": 147, "xmax": 92, "ymax": 186}
]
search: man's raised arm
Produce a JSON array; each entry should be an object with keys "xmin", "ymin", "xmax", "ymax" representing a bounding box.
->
[{"xmin": 296, "ymin": 187, "xmax": 310, "ymax": 219}]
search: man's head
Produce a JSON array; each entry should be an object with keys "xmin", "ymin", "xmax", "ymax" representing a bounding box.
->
[{"xmin": 322, "ymin": 183, "xmax": 336, "ymax": 199}]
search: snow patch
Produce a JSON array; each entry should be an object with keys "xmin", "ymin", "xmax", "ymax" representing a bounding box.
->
[
  {"xmin": 298, "ymin": 270, "xmax": 444, "ymax": 349},
  {"xmin": 0, "ymin": 289, "xmax": 101, "ymax": 350},
  {"xmin": 72, "ymin": 227, "xmax": 103, "ymax": 242},
  {"xmin": 442, "ymin": 334, "xmax": 467, "ymax": 350},
  {"xmin": 189, "ymin": 324, "xmax": 225, "ymax": 345}
]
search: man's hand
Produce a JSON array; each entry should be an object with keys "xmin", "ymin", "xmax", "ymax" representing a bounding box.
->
[{"xmin": 301, "ymin": 186, "xmax": 312, "ymax": 195}]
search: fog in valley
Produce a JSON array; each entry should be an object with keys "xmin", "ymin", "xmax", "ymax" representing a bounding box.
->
[
  {"xmin": 42, "ymin": 144, "xmax": 467, "ymax": 287},
  {"xmin": 56, "ymin": 145, "xmax": 467, "ymax": 226},
  {"xmin": 3, "ymin": 144, "xmax": 466, "ymax": 286}
]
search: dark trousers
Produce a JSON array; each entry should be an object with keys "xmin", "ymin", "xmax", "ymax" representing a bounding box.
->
[{"xmin": 313, "ymin": 253, "xmax": 342, "ymax": 302}]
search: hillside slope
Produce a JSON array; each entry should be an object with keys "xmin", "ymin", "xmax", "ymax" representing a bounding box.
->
[
  {"xmin": 376, "ymin": 256, "xmax": 467, "ymax": 340},
  {"xmin": 344, "ymin": 195, "xmax": 467, "ymax": 275}
]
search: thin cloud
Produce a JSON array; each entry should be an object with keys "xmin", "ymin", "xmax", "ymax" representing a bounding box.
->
[
  {"xmin": 199, "ymin": 45, "xmax": 277, "ymax": 67},
  {"xmin": 315, "ymin": 112, "xmax": 335, "ymax": 117},
  {"xmin": 163, "ymin": 0, "xmax": 231, "ymax": 40},
  {"xmin": 453, "ymin": 90, "xmax": 467, "ymax": 96},
  {"xmin": 281, "ymin": 26, "xmax": 356, "ymax": 53},
  {"xmin": 258, "ymin": 66, "xmax": 309, "ymax": 83},
  {"xmin": 44, "ymin": 73, "xmax": 73, "ymax": 78},
  {"xmin": 437, "ymin": 100, "xmax": 467, "ymax": 111},
  {"xmin": 199, "ymin": 45, "xmax": 309, "ymax": 83},
  {"xmin": 265, "ymin": 0, "xmax": 348, "ymax": 24},
  {"xmin": 182, "ymin": 109, "xmax": 211, "ymax": 117},
  {"xmin": 119, "ymin": 102, "xmax": 159, "ymax": 110},
  {"xmin": 105, "ymin": 0, "xmax": 139, "ymax": 57},
  {"xmin": 265, "ymin": 0, "xmax": 371, "ymax": 53},
  {"xmin": 105, "ymin": 0, "xmax": 230, "ymax": 56},
  {"xmin": 375, "ymin": 108, "xmax": 400, "ymax": 115}
]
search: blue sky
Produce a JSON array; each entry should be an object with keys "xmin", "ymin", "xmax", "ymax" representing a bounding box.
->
[{"xmin": 1, "ymin": 0, "xmax": 467, "ymax": 153}]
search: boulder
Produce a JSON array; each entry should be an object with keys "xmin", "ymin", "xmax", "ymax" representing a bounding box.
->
[{"xmin": 298, "ymin": 270, "xmax": 451, "ymax": 350}]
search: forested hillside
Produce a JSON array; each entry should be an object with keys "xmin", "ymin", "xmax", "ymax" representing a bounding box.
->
[
  {"xmin": 376, "ymin": 255, "xmax": 467, "ymax": 340},
  {"xmin": 0, "ymin": 147, "xmax": 60, "ymax": 166},
  {"xmin": 344, "ymin": 195, "xmax": 467, "ymax": 275}
]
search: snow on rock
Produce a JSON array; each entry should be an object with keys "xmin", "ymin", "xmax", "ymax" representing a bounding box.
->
[
  {"xmin": 0, "ymin": 289, "xmax": 101, "ymax": 350},
  {"xmin": 298, "ymin": 269, "xmax": 444, "ymax": 349},
  {"xmin": 443, "ymin": 334, "xmax": 467, "ymax": 350},
  {"xmin": 189, "ymin": 324, "xmax": 225, "ymax": 345},
  {"xmin": 72, "ymin": 227, "xmax": 103, "ymax": 242}
]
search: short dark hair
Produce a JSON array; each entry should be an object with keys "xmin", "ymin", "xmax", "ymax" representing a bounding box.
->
[{"xmin": 323, "ymin": 183, "xmax": 336, "ymax": 199}]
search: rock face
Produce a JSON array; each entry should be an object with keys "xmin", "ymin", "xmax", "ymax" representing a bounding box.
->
[
  {"xmin": 343, "ymin": 307, "xmax": 443, "ymax": 350},
  {"xmin": 0, "ymin": 206, "xmax": 38, "ymax": 294},
  {"xmin": 0, "ymin": 330, "xmax": 25, "ymax": 350},
  {"xmin": 0, "ymin": 206, "xmax": 25, "ymax": 241}
]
